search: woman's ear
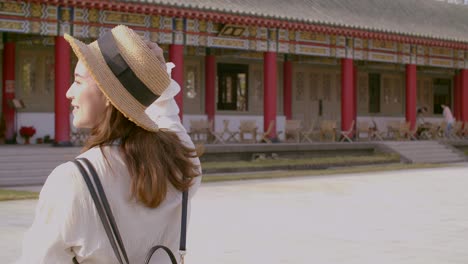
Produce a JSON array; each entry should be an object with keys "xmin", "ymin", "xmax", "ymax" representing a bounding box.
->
[{"xmin": 106, "ymin": 99, "xmax": 111, "ymax": 107}]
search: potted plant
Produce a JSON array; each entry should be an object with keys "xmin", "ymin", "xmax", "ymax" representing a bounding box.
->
[
  {"xmin": 19, "ymin": 126, "xmax": 36, "ymax": 144},
  {"xmin": 44, "ymin": 134, "xmax": 53, "ymax": 144}
]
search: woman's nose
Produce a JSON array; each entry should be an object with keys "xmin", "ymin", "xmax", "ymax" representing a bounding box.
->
[{"xmin": 66, "ymin": 85, "xmax": 74, "ymax": 99}]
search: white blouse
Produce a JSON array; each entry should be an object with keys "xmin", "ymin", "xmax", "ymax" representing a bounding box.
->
[{"xmin": 14, "ymin": 144, "xmax": 201, "ymax": 264}]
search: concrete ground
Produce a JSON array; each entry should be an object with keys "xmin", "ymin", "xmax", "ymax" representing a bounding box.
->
[{"xmin": 1, "ymin": 165, "xmax": 468, "ymax": 264}]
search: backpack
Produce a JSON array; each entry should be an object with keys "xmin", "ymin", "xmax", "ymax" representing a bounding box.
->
[{"xmin": 72, "ymin": 158, "xmax": 188, "ymax": 264}]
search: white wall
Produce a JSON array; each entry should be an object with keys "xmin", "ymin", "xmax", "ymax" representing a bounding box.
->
[
  {"xmin": 16, "ymin": 112, "xmax": 54, "ymax": 143},
  {"xmin": 16, "ymin": 112, "xmax": 75, "ymax": 144}
]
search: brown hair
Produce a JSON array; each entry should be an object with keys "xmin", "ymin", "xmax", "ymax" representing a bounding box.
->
[{"xmin": 82, "ymin": 105, "xmax": 201, "ymax": 208}]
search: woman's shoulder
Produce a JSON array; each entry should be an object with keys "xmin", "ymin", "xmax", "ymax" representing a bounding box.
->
[
  {"xmin": 76, "ymin": 145, "xmax": 113, "ymax": 160},
  {"xmin": 42, "ymin": 146, "xmax": 120, "ymax": 197},
  {"xmin": 46, "ymin": 156, "xmax": 85, "ymax": 185},
  {"xmin": 76, "ymin": 145, "xmax": 122, "ymax": 165},
  {"xmin": 39, "ymin": 160, "xmax": 85, "ymax": 208}
]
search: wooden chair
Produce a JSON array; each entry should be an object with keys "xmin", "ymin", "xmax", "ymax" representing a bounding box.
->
[
  {"xmin": 427, "ymin": 122, "xmax": 442, "ymax": 140},
  {"xmin": 320, "ymin": 120, "xmax": 337, "ymax": 142},
  {"xmin": 356, "ymin": 121, "xmax": 371, "ymax": 141},
  {"xmin": 439, "ymin": 121, "xmax": 448, "ymax": 139},
  {"xmin": 239, "ymin": 120, "xmax": 258, "ymax": 143},
  {"xmin": 463, "ymin": 122, "xmax": 468, "ymax": 139},
  {"xmin": 259, "ymin": 120, "xmax": 275, "ymax": 143},
  {"xmin": 209, "ymin": 120, "xmax": 226, "ymax": 144},
  {"xmin": 301, "ymin": 120, "xmax": 320, "ymax": 143},
  {"xmin": 450, "ymin": 121, "xmax": 463, "ymax": 139},
  {"xmin": 369, "ymin": 119, "xmax": 385, "ymax": 141},
  {"xmin": 340, "ymin": 120, "xmax": 355, "ymax": 142},
  {"xmin": 386, "ymin": 121, "xmax": 400, "ymax": 140},
  {"xmin": 189, "ymin": 119, "xmax": 211, "ymax": 143},
  {"xmin": 210, "ymin": 120, "xmax": 239, "ymax": 144},
  {"xmin": 418, "ymin": 122, "xmax": 433, "ymax": 140},
  {"xmin": 408, "ymin": 123, "xmax": 418, "ymax": 140},
  {"xmin": 284, "ymin": 120, "xmax": 302, "ymax": 143},
  {"xmin": 223, "ymin": 120, "xmax": 239, "ymax": 143},
  {"xmin": 397, "ymin": 121, "xmax": 411, "ymax": 140},
  {"xmin": 458, "ymin": 121, "xmax": 466, "ymax": 139}
]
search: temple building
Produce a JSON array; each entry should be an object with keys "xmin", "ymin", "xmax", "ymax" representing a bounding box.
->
[{"xmin": 1, "ymin": 0, "xmax": 468, "ymax": 144}]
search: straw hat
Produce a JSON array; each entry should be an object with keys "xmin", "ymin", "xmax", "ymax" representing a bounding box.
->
[{"xmin": 64, "ymin": 25, "xmax": 171, "ymax": 132}]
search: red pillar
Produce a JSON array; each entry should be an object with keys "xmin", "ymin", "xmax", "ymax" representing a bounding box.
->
[
  {"xmin": 205, "ymin": 53, "xmax": 216, "ymax": 126},
  {"xmin": 54, "ymin": 36, "xmax": 71, "ymax": 145},
  {"xmin": 454, "ymin": 73, "xmax": 460, "ymax": 121},
  {"xmin": 341, "ymin": 58, "xmax": 354, "ymax": 132},
  {"xmin": 264, "ymin": 52, "xmax": 277, "ymax": 138},
  {"xmin": 353, "ymin": 65, "xmax": 358, "ymax": 131},
  {"xmin": 457, "ymin": 72, "xmax": 463, "ymax": 121},
  {"xmin": 283, "ymin": 59, "xmax": 292, "ymax": 120},
  {"xmin": 461, "ymin": 69, "xmax": 468, "ymax": 122},
  {"xmin": 2, "ymin": 42, "xmax": 15, "ymax": 141},
  {"xmin": 169, "ymin": 44, "xmax": 184, "ymax": 120},
  {"xmin": 405, "ymin": 64, "xmax": 417, "ymax": 130}
]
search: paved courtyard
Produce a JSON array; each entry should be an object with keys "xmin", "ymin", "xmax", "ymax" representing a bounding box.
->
[{"xmin": 1, "ymin": 165, "xmax": 468, "ymax": 264}]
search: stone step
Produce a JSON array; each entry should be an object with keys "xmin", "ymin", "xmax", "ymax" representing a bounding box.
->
[
  {"xmin": 0, "ymin": 170, "xmax": 58, "ymax": 177},
  {"xmin": 0, "ymin": 151, "xmax": 77, "ymax": 156},
  {"xmin": 0, "ymin": 167, "xmax": 57, "ymax": 176},
  {"xmin": 385, "ymin": 142, "xmax": 448, "ymax": 146},
  {"xmin": 385, "ymin": 141, "xmax": 441, "ymax": 144},
  {"xmin": 0, "ymin": 168, "xmax": 50, "ymax": 187},
  {"xmin": 0, "ymin": 158, "xmax": 69, "ymax": 165},
  {"xmin": 392, "ymin": 142, "xmax": 450, "ymax": 146},
  {"xmin": 0, "ymin": 158, "xmax": 73, "ymax": 166},
  {"xmin": 397, "ymin": 148, "xmax": 455, "ymax": 154},
  {"xmin": 396, "ymin": 147, "xmax": 456, "ymax": 152},
  {"xmin": 411, "ymin": 152, "xmax": 463, "ymax": 159},
  {"xmin": 385, "ymin": 146, "xmax": 449, "ymax": 152},
  {"xmin": 397, "ymin": 150, "xmax": 459, "ymax": 155},
  {"xmin": 0, "ymin": 147, "xmax": 79, "ymax": 181},
  {"xmin": 381, "ymin": 141, "xmax": 466, "ymax": 164},
  {"xmin": 411, "ymin": 157, "xmax": 466, "ymax": 163},
  {"xmin": 0, "ymin": 147, "xmax": 77, "ymax": 186},
  {"xmin": 0, "ymin": 149, "xmax": 79, "ymax": 155},
  {"xmin": 0, "ymin": 175, "xmax": 48, "ymax": 187},
  {"xmin": 407, "ymin": 155, "xmax": 464, "ymax": 163}
]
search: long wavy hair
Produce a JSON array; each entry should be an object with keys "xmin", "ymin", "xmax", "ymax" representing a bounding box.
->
[{"xmin": 82, "ymin": 105, "xmax": 201, "ymax": 208}]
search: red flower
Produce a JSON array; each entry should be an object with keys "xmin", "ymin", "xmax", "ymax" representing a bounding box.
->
[{"xmin": 19, "ymin": 126, "xmax": 36, "ymax": 138}]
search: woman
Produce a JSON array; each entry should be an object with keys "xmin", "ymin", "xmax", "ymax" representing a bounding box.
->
[
  {"xmin": 441, "ymin": 104, "xmax": 455, "ymax": 137},
  {"xmin": 15, "ymin": 25, "xmax": 201, "ymax": 263}
]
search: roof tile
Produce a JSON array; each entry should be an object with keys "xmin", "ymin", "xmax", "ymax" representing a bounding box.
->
[{"xmin": 120, "ymin": 0, "xmax": 468, "ymax": 43}]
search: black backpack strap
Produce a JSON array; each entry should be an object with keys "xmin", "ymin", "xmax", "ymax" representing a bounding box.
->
[
  {"xmin": 179, "ymin": 189, "xmax": 189, "ymax": 259},
  {"xmin": 144, "ymin": 245, "xmax": 177, "ymax": 264},
  {"xmin": 144, "ymin": 190, "xmax": 188, "ymax": 264},
  {"xmin": 73, "ymin": 158, "xmax": 129, "ymax": 264},
  {"xmin": 72, "ymin": 157, "xmax": 190, "ymax": 264}
]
